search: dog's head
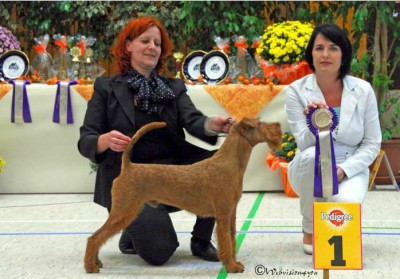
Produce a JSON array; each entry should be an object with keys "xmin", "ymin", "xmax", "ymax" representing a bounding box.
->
[{"xmin": 234, "ymin": 117, "xmax": 282, "ymax": 151}]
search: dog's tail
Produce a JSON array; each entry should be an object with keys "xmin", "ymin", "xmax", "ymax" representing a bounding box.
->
[{"xmin": 122, "ymin": 122, "xmax": 167, "ymax": 169}]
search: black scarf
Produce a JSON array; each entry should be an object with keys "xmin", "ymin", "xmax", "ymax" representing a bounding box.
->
[{"xmin": 126, "ymin": 68, "xmax": 175, "ymax": 114}]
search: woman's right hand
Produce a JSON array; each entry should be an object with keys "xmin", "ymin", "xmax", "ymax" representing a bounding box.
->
[
  {"xmin": 97, "ymin": 130, "xmax": 132, "ymax": 153},
  {"xmin": 303, "ymin": 101, "xmax": 329, "ymax": 116}
]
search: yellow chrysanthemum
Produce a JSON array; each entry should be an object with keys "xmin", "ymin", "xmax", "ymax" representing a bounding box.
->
[{"xmin": 256, "ymin": 20, "xmax": 314, "ymax": 65}]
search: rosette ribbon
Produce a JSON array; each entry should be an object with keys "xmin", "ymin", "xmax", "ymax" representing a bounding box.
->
[
  {"xmin": 306, "ymin": 107, "xmax": 339, "ymax": 198},
  {"xmin": 53, "ymin": 80, "xmax": 77, "ymax": 124},
  {"xmin": 10, "ymin": 80, "xmax": 32, "ymax": 124}
]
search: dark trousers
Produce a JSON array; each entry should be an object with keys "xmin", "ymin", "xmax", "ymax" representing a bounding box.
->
[
  {"xmin": 117, "ymin": 149, "xmax": 217, "ymax": 266},
  {"xmin": 123, "ymin": 204, "xmax": 215, "ymax": 266}
]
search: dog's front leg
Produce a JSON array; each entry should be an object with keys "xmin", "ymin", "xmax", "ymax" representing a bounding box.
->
[
  {"xmin": 216, "ymin": 215, "xmax": 244, "ymax": 273},
  {"xmin": 230, "ymin": 205, "xmax": 244, "ymax": 271}
]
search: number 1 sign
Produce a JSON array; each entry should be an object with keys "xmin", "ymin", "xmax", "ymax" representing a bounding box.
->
[{"xmin": 313, "ymin": 202, "xmax": 362, "ymax": 270}]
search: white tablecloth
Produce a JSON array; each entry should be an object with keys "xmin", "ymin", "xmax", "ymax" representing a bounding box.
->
[{"xmin": 0, "ymin": 84, "xmax": 289, "ymax": 193}]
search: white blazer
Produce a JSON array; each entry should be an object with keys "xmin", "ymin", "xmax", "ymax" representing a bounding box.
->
[{"xmin": 285, "ymin": 74, "xmax": 382, "ymax": 179}]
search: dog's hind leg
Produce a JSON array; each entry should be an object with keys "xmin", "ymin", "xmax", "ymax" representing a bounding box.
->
[
  {"xmin": 84, "ymin": 200, "xmax": 144, "ymax": 273},
  {"xmin": 216, "ymin": 214, "xmax": 244, "ymax": 273}
]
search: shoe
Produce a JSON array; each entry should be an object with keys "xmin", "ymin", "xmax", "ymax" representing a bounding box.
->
[
  {"xmin": 118, "ymin": 231, "xmax": 136, "ymax": 254},
  {"xmin": 302, "ymin": 231, "xmax": 312, "ymax": 255},
  {"xmin": 303, "ymin": 243, "xmax": 313, "ymax": 255},
  {"xmin": 190, "ymin": 237, "xmax": 219, "ymax": 262}
]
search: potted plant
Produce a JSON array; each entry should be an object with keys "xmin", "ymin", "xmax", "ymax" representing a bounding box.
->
[
  {"xmin": 351, "ymin": 2, "xmax": 400, "ymax": 184},
  {"xmin": 266, "ymin": 131, "xmax": 298, "ymax": 197}
]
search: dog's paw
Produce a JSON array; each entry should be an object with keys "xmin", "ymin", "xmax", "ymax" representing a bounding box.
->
[
  {"xmin": 84, "ymin": 264, "xmax": 100, "ymax": 273},
  {"xmin": 96, "ymin": 258, "xmax": 103, "ymax": 268},
  {"xmin": 225, "ymin": 262, "xmax": 245, "ymax": 273},
  {"xmin": 236, "ymin": 261, "xmax": 245, "ymax": 271},
  {"xmin": 84, "ymin": 260, "xmax": 102, "ymax": 273}
]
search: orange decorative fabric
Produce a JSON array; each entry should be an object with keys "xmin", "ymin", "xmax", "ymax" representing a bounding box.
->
[
  {"xmin": 266, "ymin": 151, "xmax": 298, "ymax": 197},
  {"xmin": 203, "ymin": 84, "xmax": 284, "ymax": 120},
  {"xmin": 72, "ymin": 85, "xmax": 94, "ymax": 101},
  {"xmin": 0, "ymin": 84, "xmax": 13, "ymax": 100}
]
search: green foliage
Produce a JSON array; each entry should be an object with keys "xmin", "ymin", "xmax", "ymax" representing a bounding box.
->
[
  {"xmin": 89, "ymin": 162, "xmax": 98, "ymax": 175},
  {"xmin": 350, "ymin": 1, "xmax": 400, "ymax": 139},
  {"xmin": 179, "ymin": 1, "xmax": 266, "ymax": 51}
]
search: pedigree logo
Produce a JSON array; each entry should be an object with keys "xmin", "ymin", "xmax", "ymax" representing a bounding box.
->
[{"xmin": 320, "ymin": 209, "xmax": 353, "ymax": 227}]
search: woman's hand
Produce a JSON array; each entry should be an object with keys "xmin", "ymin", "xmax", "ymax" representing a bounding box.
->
[
  {"xmin": 303, "ymin": 101, "xmax": 329, "ymax": 116},
  {"xmin": 97, "ymin": 130, "xmax": 131, "ymax": 153},
  {"xmin": 208, "ymin": 116, "xmax": 236, "ymax": 133},
  {"xmin": 337, "ymin": 166, "xmax": 346, "ymax": 183}
]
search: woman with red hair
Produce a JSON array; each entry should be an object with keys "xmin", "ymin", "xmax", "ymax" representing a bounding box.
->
[{"xmin": 78, "ymin": 16, "xmax": 234, "ymax": 266}]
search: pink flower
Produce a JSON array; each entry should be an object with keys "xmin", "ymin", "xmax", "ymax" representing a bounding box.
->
[{"xmin": 0, "ymin": 26, "xmax": 20, "ymax": 54}]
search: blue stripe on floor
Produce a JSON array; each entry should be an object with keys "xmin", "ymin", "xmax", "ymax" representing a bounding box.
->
[{"xmin": 1, "ymin": 230, "xmax": 399, "ymax": 236}]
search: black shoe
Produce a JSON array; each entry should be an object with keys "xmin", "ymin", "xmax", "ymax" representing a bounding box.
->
[
  {"xmin": 118, "ymin": 231, "xmax": 136, "ymax": 254},
  {"xmin": 190, "ymin": 237, "xmax": 219, "ymax": 262}
]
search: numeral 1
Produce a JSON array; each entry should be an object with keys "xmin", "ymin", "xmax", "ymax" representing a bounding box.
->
[{"xmin": 328, "ymin": 235, "xmax": 346, "ymax": 266}]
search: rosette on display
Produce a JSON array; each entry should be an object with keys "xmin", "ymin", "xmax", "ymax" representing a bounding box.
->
[
  {"xmin": 10, "ymin": 79, "xmax": 31, "ymax": 123},
  {"xmin": 306, "ymin": 107, "xmax": 339, "ymax": 198}
]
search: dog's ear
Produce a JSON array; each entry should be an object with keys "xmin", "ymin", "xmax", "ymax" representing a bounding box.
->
[
  {"xmin": 235, "ymin": 117, "xmax": 256, "ymax": 135},
  {"xmin": 240, "ymin": 117, "xmax": 256, "ymax": 128}
]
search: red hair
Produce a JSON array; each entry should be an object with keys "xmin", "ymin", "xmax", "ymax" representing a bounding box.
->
[{"xmin": 113, "ymin": 16, "xmax": 173, "ymax": 74}]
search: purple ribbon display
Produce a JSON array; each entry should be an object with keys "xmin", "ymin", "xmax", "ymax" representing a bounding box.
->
[
  {"xmin": 53, "ymin": 80, "xmax": 77, "ymax": 124},
  {"xmin": 307, "ymin": 107, "xmax": 339, "ymax": 198},
  {"xmin": 10, "ymin": 80, "xmax": 32, "ymax": 123}
]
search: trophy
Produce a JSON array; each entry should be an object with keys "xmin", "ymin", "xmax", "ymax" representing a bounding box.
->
[
  {"xmin": 173, "ymin": 52, "xmax": 184, "ymax": 78},
  {"xmin": 70, "ymin": 46, "xmax": 81, "ymax": 80},
  {"xmin": 84, "ymin": 47, "xmax": 94, "ymax": 83}
]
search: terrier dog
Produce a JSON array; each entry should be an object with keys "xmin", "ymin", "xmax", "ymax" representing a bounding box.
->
[{"xmin": 84, "ymin": 117, "xmax": 281, "ymax": 273}]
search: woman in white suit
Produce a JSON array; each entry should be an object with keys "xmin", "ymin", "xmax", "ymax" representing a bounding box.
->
[{"xmin": 285, "ymin": 24, "xmax": 381, "ymax": 255}]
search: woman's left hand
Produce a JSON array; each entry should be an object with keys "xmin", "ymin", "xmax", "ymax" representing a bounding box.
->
[
  {"xmin": 337, "ymin": 166, "xmax": 346, "ymax": 183},
  {"xmin": 209, "ymin": 116, "xmax": 236, "ymax": 133}
]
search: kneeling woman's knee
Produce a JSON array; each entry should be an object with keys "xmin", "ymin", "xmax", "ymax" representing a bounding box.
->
[{"xmin": 136, "ymin": 239, "xmax": 179, "ymax": 266}]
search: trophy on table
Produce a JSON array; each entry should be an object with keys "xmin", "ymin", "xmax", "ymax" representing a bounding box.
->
[
  {"xmin": 70, "ymin": 46, "xmax": 81, "ymax": 80},
  {"xmin": 173, "ymin": 52, "xmax": 184, "ymax": 78},
  {"xmin": 84, "ymin": 48, "xmax": 94, "ymax": 83}
]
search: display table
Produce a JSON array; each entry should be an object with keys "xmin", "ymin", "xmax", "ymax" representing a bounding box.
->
[{"xmin": 0, "ymin": 83, "xmax": 289, "ymax": 193}]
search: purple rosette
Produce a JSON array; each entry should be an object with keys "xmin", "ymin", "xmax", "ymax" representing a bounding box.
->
[{"xmin": 306, "ymin": 107, "xmax": 339, "ymax": 198}]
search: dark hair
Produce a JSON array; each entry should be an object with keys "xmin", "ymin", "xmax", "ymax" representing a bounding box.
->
[
  {"xmin": 305, "ymin": 24, "xmax": 352, "ymax": 80},
  {"xmin": 113, "ymin": 16, "xmax": 173, "ymax": 74}
]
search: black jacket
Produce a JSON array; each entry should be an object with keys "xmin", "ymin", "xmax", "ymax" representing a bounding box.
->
[{"xmin": 78, "ymin": 74, "xmax": 218, "ymax": 208}]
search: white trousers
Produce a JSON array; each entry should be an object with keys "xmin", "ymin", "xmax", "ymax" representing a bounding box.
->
[{"xmin": 288, "ymin": 145, "xmax": 369, "ymax": 234}]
